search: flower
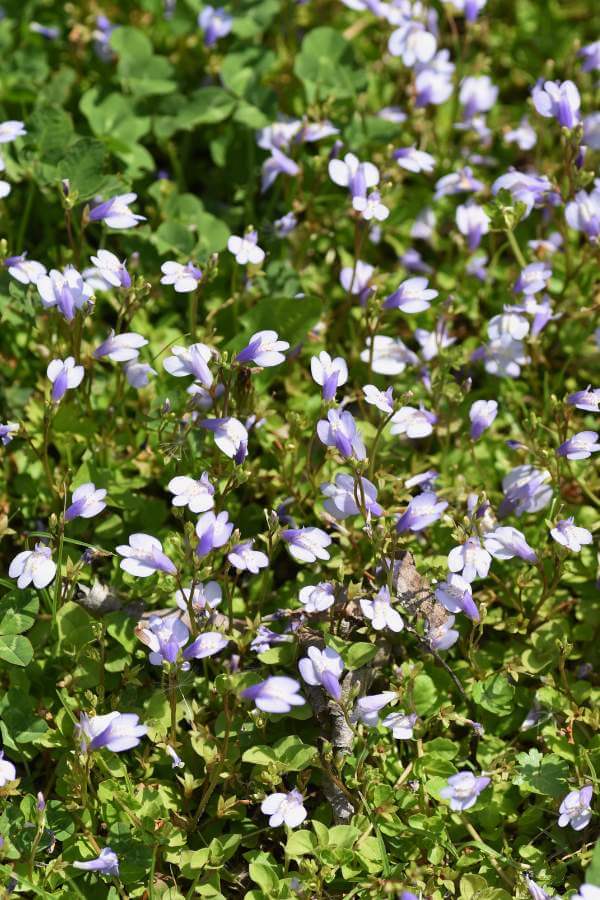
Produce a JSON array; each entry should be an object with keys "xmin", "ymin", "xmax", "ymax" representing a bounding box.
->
[
  {"xmin": 0, "ymin": 751, "xmax": 16, "ymax": 786},
  {"xmin": 435, "ymin": 573, "xmax": 480, "ymax": 621},
  {"xmin": 4, "ymin": 253, "xmax": 46, "ymax": 285},
  {"xmin": 469, "ymin": 399, "xmax": 498, "ymax": 439},
  {"xmin": 393, "ymin": 146, "xmax": 436, "ymax": 174},
  {"xmin": 37, "ymin": 266, "xmax": 93, "ymax": 321},
  {"xmin": 532, "ymin": 80, "xmax": 580, "ymax": 129},
  {"xmin": 340, "ymin": 260, "xmax": 375, "ymax": 299},
  {"xmin": 274, "ymin": 211, "xmax": 298, "ymax": 237},
  {"xmin": 384, "ymin": 277, "xmax": 438, "ymax": 313},
  {"xmin": 227, "ymin": 231, "xmax": 265, "ymax": 265},
  {"xmin": 363, "ymin": 384, "xmax": 394, "ymax": 414},
  {"xmin": 328, "ymin": 152, "xmax": 379, "ymax": 198},
  {"xmin": 199, "ymin": 417, "xmax": 248, "ymax": 460},
  {"xmin": 572, "ymin": 886, "xmax": 600, "ymax": 900},
  {"xmin": 504, "ymin": 118, "xmax": 537, "ymax": 150},
  {"xmin": 236, "ymin": 330, "xmax": 289, "ymax": 367},
  {"xmin": 557, "ymin": 786, "xmax": 593, "ymax": 831},
  {"xmin": 435, "ymin": 166, "xmax": 485, "ymax": 199},
  {"xmin": 94, "ymin": 331, "xmax": 148, "ymax": 363},
  {"xmin": 160, "ymin": 261, "xmax": 203, "ymax": 292},
  {"xmin": 427, "ymin": 615, "xmax": 459, "ymax": 651},
  {"xmin": 498, "ymin": 466, "xmax": 552, "ymax": 517},
  {"xmin": 167, "ymin": 473, "xmax": 214, "ymax": 514},
  {"xmin": 456, "ymin": 203, "xmax": 490, "ymax": 250},
  {"xmin": 184, "ymin": 631, "xmax": 229, "ymax": 660},
  {"xmin": 116, "ymin": 533, "xmax": 177, "ymax": 577},
  {"xmin": 0, "ymin": 422, "xmax": 19, "ymax": 446},
  {"xmin": 228, "ymin": 540, "xmax": 269, "ymax": 573},
  {"xmin": 321, "ymin": 473, "xmax": 382, "ymax": 519},
  {"xmin": 65, "ymin": 483, "xmax": 107, "ymax": 522},
  {"xmin": 550, "ymin": 518, "xmax": 593, "ymax": 553},
  {"xmin": 298, "ymin": 646, "xmax": 344, "ymax": 700},
  {"xmin": 396, "ymin": 492, "xmax": 448, "ymax": 533},
  {"xmin": 88, "ymin": 192, "xmax": 146, "ymax": 229},
  {"xmin": 483, "ymin": 526, "xmax": 538, "ymax": 563},
  {"xmin": 391, "ymin": 405, "xmax": 436, "ymax": 439},
  {"xmin": 166, "ymin": 746, "xmax": 185, "ymax": 769},
  {"xmin": 310, "ymin": 351, "xmax": 348, "ymax": 401},
  {"xmin": 565, "ymin": 189, "xmax": 600, "ymax": 239},
  {"xmin": 353, "ymin": 692, "xmax": 397, "ymax": 726},
  {"xmin": 299, "ymin": 582, "xmax": 336, "ymax": 613},
  {"xmin": 524, "ymin": 877, "xmax": 553, "ymax": 900},
  {"xmin": 514, "ymin": 262, "xmax": 552, "ymax": 296},
  {"xmin": 46, "ymin": 356, "xmax": 84, "ymax": 402},
  {"xmin": 136, "ymin": 615, "xmax": 191, "ymax": 666},
  {"xmin": 282, "ymin": 527, "xmax": 331, "ymax": 564},
  {"xmin": 483, "ymin": 335, "xmax": 530, "ymax": 378},
  {"xmin": 163, "ymin": 343, "xmax": 213, "ymax": 387},
  {"xmin": 9, "ymin": 543, "xmax": 56, "ymax": 589},
  {"xmin": 353, "ymin": 190, "xmax": 389, "ymax": 221},
  {"xmin": 73, "ymin": 847, "xmax": 120, "ymax": 877},
  {"xmin": 442, "ymin": 0, "xmax": 487, "ymax": 21},
  {"xmin": 567, "ymin": 386, "xmax": 600, "ymax": 413},
  {"xmin": 89, "ymin": 250, "xmax": 131, "ymax": 288},
  {"xmin": 176, "ymin": 581, "xmax": 222, "ymax": 617},
  {"xmin": 448, "ymin": 537, "xmax": 491, "ymax": 583},
  {"xmin": 405, "ymin": 469, "xmax": 439, "ymax": 491},
  {"xmin": 124, "ymin": 361, "xmax": 156, "ymax": 388},
  {"xmin": 488, "ymin": 310, "xmax": 529, "ymax": 341},
  {"xmin": 198, "ymin": 5, "xmax": 233, "ymax": 45},
  {"xmin": 317, "ymin": 408, "xmax": 366, "ymax": 460},
  {"xmin": 388, "ymin": 22, "xmax": 437, "ymax": 67},
  {"xmin": 415, "ymin": 321, "xmax": 456, "ymax": 361},
  {"xmin": 241, "ymin": 676, "xmax": 305, "ymax": 713},
  {"xmin": 0, "ymin": 120, "xmax": 26, "ymax": 142},
  {"xmin": 77, "ymin": 711, "xmax": 147, "ymax": 753},
  {"xmin": 440, "ymin": 770, "xmax": 490, "ymax": 810},
  {"xmin": 557, "ymin": 431, "xmax": 600, "ymax": 460},
  {"xmin": 261, "ymin": 148, "xmax": 300, "ymax": 192},
  {"xmin": 360, "ymin": 586, "xmax": 404, "ymax": 632},
  {"xmin": 382, "ymin": 711, "xmax": 417, "ymax": 739},
  {"xmin": 261, "ymin": 790, "xmax": 307, "ymax": 828},
  {"xmin": 459, "ymin": 76, "xmax": 498, "ymax": 119},
  {"xmin": 195, "ymin": 511, "xmax": 234, "ymax": 557},
  {"xmin": 360, "ymin": 335, "xmax": 418, "ymax": 375}
]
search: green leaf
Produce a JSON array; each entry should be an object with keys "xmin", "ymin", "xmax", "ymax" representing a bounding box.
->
[
  {"xmin": 513, "ymin": 749, "xmax": 570, "ymax": 798},
  {"xmin": 274, "ymin": 736, "xmax": 317, "ymax": 770},
  {"xmin": 472, "ymin": 673, "xmax": 515, "ymax": 716},
  {"xmin": 57, "ymin": 138, "xmax": 114, "ymax": 202},
  {"xmin": 248, "ymin": 859, "xmax": 279, "ymax": 893},
  {"xmin": 412, "ymin": 674, "xmax": 440, "ymax": 715},
  {"xmin": 294, "ymin": 27, "xmax": 367, "ymax": 101},
  {"xmin": 586, "ymin": 839, "xmax": 600, "ymax": 886},
  {"xmin": 344, "ymin": 641, "xmax": 377, "ymax": 670},
  {"xmin": 242, "ymin": 746, "xmax": 277, "ymax": 766},
  {"xmin": 0, "ymin": 634, "xmax": 33, "ymax": 666},
  {"xmin": 285, "ymin": 830, "xmax": 317, "ymax": 858},
  {"xmin": 236, "ymin": 295, "xmax": 321, "ymax": 352}
]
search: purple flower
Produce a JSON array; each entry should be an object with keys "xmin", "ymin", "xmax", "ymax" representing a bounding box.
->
[
  {"xmin": 514, "ymin": 262, "xmax": 551, "ymax": 296},
  {"xmin": 435, "ymin": 573, "xmax": 480, "ymax": 621},
  {"xmin": 382, "ymin": 711, "xmax": 417, "ymax": 739},
  {"xmin": 228, "ymin": 540, "xmax": 269, "ymax": 573},
  {"xmin": 236, "ymin": 330, "xmax": 289, "ymax": 367},
  {"xmin": 469, "ymin": 399, "xmax": 498, "ymax": 439},
  {"xmin": 504, "ymin": 118, "xmax": 537, "ymax": 151},
  {"xmin": 124, "ymin": 361, "xmax": 156, "ymax": 388},
  {"xmin": 46, "ymin": 356, "xmax": 84, "ymax": 402},
  {"xmin": 310, "ymin": 351, "xmax": 348, "ymax": 401},
  {"xmin": 175, "ymin": 581, "xmax": 222, "ymax": 617},
  {"xmin": 360, "ymin": 586, "xmax": 404, "ymax": 632},
  {"xmin": 116, "ymin": 533, "xmax": 177, "ymax": 577},
  {"xmin": 317, "ymin": 408, "xmax": 366, "ymax": 460},
  {"xmin": 37, "ymin": 266, "xmax": 93, "ymax": 322},
  {"xmin": 448, "ymin": 537, "xmax": 491, "ymax": 583},
  {"xmin": 572, "ymin": 886, "xmax": 600, "ymax": 900},
  {"xmin": 166, "ymin": 746, "xmax": 184, "ymax": 769},
  {"xmin": 137, "ymin": 614, "xmax": 191, "ymax": 666},
  {"xmin": 227, "ymin": 231, "xmax": 265, "ymax": 265},
  {"xmin": 579, "ymin": 40, "xmax": 600, "ymax": 72},
  {"xmin": 492, "ymin": 170, "xmax": 557, "ymax": 218},
  {"xmin": 321, "ymin": 473, "xmax": 382, "ymax": 519},
  {"xmin": 199, "ymin": 417, "xmax": 248, "ymax": 461},
  {"xmin": 482, "ymin": 335, "xmax": 530, "ymax": 378},
  {"xmin": 4, "ymin": 253, "xmax": 46, "ymax": 285},
  {"xmin": 281, "ymin": 527, "xmax": 331, "ymax": 564},
  {"xmin": 405, "ymin": 469, "xmax": 439, "ymax": 491},
  {"xmin": 557, "ymin": 431, "xmax": 600, "ymax": 460},
  {"xmin": 459, "ymin": 76, "xmax": 498, "ymax": 120},
  {"xmin": 65, "ymin": 482, "xmax": 107, "ymax": 522},
  {"xmin": 565, "ymin": 189, "xmax": 600, "ymax": 239},
  {"xmin": 77, "ymin": 711, "xmax": 147, "ymax": 753},
  {"xmin": 435, "ymin": 166, "xmax": 485, "ymax": 199},
  {"xmin": 340, "ymin": 260, "xmax": 375, "ymax": 300},
  {"xmin": 388, "ymin": 22, "xmax": 437, "ymax": 66},
  {"xmin": 0, "ymin": 751, "xmax": 16, "ymax": 786},
  {"xmin": 444, "ymin": 0, "xmax": 487, "ymax": 21},
  {"xmin": 328, "ymin": 152, "xmax": 379, "ymax": 199},
  {"xmin": 261, "ymin": 148, "xmax": 300, "ymax": 192},
  {"xmin": 89, "ymin": 250, "xmax": 131, "ymax": 288},
  {"xmin": 9, "ymin": 543, "xmax": 56, "ymax": 589},
  {"xmin": 550, "ymin": 518, "xmax": 593, "ymax": 552},
  {"xmin": 167, "ymin": 472, "xmax": 214, "ymax": 513},
  {"xmin": 415, "ymin": 321, "xmax": 455, "ymax": 361},
  {"xmin": 274, "ymin": 211, "xmax": 298, "ymax": 237},
  {"xmin": 396, "ymin": 492, "xmax": 448, "ymax": 533},
  {"xmin": 360, "ymin": 335, "xmax": 418, "ymax": 375},
  {"xmin": 456, "ymin": 203, "xmax": 490, "ymax": 250},
  {"xmin": 393, "ymin": 146, "xmax": 435, "ymax": 174},
  {"xmin": 498, "ymin": 465, "xmax": 552, "ymax": 517},
  {"xmin": 261, "ymin": 790, "xmax": 307, "ymax": 828},
  {"xmin": 415, "ymin": 67, "xmax": 453, "ymax": 107},
  {"xmin": 568, "ymin": 386, "xmax": 600, "ymax": 413},
  {"xmin": 484, "ymin": 526, "xmax": 538, "ymax": 563},
  {"xmin": 241, "ymin": 676, "xmax": 305, "ymax": 713},
  {"xmin": 299, "ymin": 645, "xmax": 344, "ymax": 700},
  {"xmin": 558, "ymin": 786, "xmax": 593, "ymax": 830},
  {"xmin": 198, "ymin": 6, "xmax": 233, "ymax": 46},
  {"xmin": 250, "ymin": 625, "xmax": 292, "ymax": 653},
  {"xmin": 427, "ymin": 615, "xmax": 459, "ymax": 651},
  {"xmin": 88, "ymin": 193, "xmax": 146, "ymax": 229},
  {"xmin": 94, "ymin": 331, "xmax": 148, "ymax": 363},
  {"xmin": 532, "ymin": 80, "xmax": 581, "ymax": 129},
  {"xmin": 184, "ymin": 631, "xmax": 229, "ymax": 661},
  {"xmin": 0, "ymin": 120, "xmax": 26, "ymax": 143},
  {"xmin": 440, "ymin": 770, "xmax": 490, "ymax": 810},
  {"xmin": 163, "ymin": 343, "xmax": 213, "ymax": 387},
  {"xmin": 384, "ymin": 276, "xmax": 438, "ymax": 313},
  {"xmin": 353, "ymin": 691, "xmax": 397, "ymax": 726},
  {"xmin": 298, "ymin": 582, "xmax": 335, "ymax": 613},
  {"xmin": 195, "ymin": 511, "xmax": 234, "ymax": 557},
  {"xmin": 391, "ymin": 405, "xmax": 436, "ymax": 439},
  {"xmin": 160, "ymin": 261, "xmax": 203, "ymax": 292},
  {"xmin": 73, "ymin": 847, "xmax": 119, "ymax": 877},
  {"xmin": 363, "ymin": 384, "xmax": 394, "ymax": 414}
]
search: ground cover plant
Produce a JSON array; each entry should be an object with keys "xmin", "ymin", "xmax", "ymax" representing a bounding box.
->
[{"xmin": 0, "ymin": 0, "xmax": 599, "ymax": 896}]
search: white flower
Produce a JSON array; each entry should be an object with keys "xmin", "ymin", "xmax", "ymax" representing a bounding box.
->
[
  {"xmin": 163, "ymin": 343, "xmax": 213, "ymax": 387},
  {"xmin": 391, "ymin": 405, "xmax": 436, "ymax": 439},
  {"xmin": 227, "ymin": 231, "xmax": 265, "ymax": 265},
  {"xmin": 0, "ymin": 751, "xmax": 16, "ymax": 786},
  {"xmin": 124, "ymin": 361, "xmax": 156, "ymax": 387},
  {"xmin": 310, "ymin": 351, "xmax": 348, "ymax": 397},
  {"xmin": 550, "ymin": 518, "xmax": 593, "ymax": 553},
  {"xmin": 388, "ymin": 22, "xmax": 437, "ymax": 66},
  {"xmin": 488, "ymin": 310, "xmax": 530, "ymax": 341},
  {"xmin": 360, "ymin": 586, "xmax": 404, "ymax": 632},
  {"xmin": 200, "ymin": 417, "xmax": 248, "ymax": 459},
  {"xmin": 381, "ymin": 711, "xmax": 417, "ymax": 739},
  {"xmin": 0, "ymin": 120, "xmax": 26, "ymax": 143},
  {"xmin": 363, "ymin": 384, "xmax": 394, "ymax": 414},
  {"xmin": 115, "ymin": 534, "xmax": 176, "ymax": 578},
  {"xmin": 65, "ymin": 483, "xmax": 107, "ymax": 522},
  {"xmin": 94, "ymin": 331, "xmax": 148, "ymax": 363},
  {"xmin": 394, "ymin": 146, "xmax": 436, "ymax": 174},
  {"xmin": 9, "ymin": 543, "xmax": 56, "ymax": 589},
  {"xmin": 5, "ymin": 255, "xmax": 46, "ymax": 285},
  {"xmin": 46, "ymin": 356, "xmax": 85, "ymax": 402},
  {"xmin": 228, "ymin": 540, "xmax": 269, "ymax": 574},
  {"xmin": 352, "ymin": 191, "xmax": 389, "ymax": 221},
  {"xmin": 236, "ymin": 330, "xmax": 289, "ymax": 367},
  {"xmin": 328, "ymin": 152, "xmax": 379, "ymax": 191},
  {"xmin": 360, "ymin": 335, "xmax": 418, "ymax": 375},
  {"xmin": 176, "ymin": 581, "xmax": 222, "ymax": 616},
  {"xmin": 447, "ymin": 537, "xmax": 491, "ymax": 582},
  {"xmin": 89, "ymin": 249, "xmax": 130, "ymax": 288},
  {"xmin": 167, "ymin": 473, "xmax": 215, "ymax": 514},
  {"xmin": 261, "ymin": 790, "xmax": 307, "ymax": 828},
  {"xmin": 160, "ymin": 261, "xmax": 203, "ymax": 293},
  {"xmin": 298, "ymin": 582, "xmax": 335, "ymax": 613},
  {"xmin": 298, "ymin": 645, "xmax": 344, "ymax": 699}
]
